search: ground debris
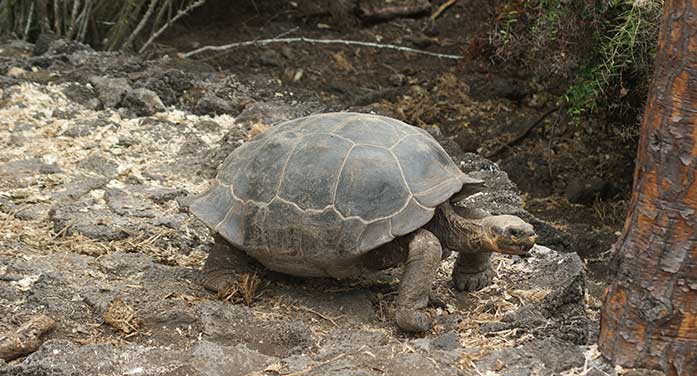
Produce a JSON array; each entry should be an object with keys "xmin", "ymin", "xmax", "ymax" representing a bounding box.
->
[
  {"xmin": 0, "ymin": 315, "xmax": 57, "ymax": 361},
  {"xmin": 218, "ymin": 272, "xmax": 262, "ymax": 306},
  {"xmin": 358, "ymin": 0, "xmax": 431, "ymax": 21},
  {"xmin": 102, "ymin": 297, "xmax": 144, "ymax": 336}
]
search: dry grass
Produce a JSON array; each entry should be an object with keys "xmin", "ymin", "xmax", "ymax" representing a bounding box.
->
[
  {"xmin": 218, "ymin": 272, "xmax": 262, "ymax": 306},
  {"xmin": 592, "ymin": 198, "xmax": 628, "ymax": 227},
  {"xmin": 451, "ymin": 253, "xmax": 557, "ymax": 367},
  {"xmin": 102, "ymin": 297, "xmax": 144, "ymax": 336},
  {"xmin": 394, "ymin": 72, "xmax": 483, "ymax": 128}
]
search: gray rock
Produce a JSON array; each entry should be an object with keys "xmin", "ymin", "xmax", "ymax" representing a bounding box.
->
[
  {"xmin": 0, "ymin": 158, "xmax": 61, "ymax": 189},
  {"xmin": 200, "ymin": 127, "xmax": 247, "ymax": 178},
  {"xmin": 475, "ymin": 338, "xmax": 585, "ymax": 375},
  {"xmin": 234, "ymin": 101, "xmax": 296, "ymax": 126},
  {"xmin": 45, "ymin": 37, "xmax": 93, "ymax": 56},
  {"xmin": 0, "ymin": 339, "xmax": 276, "ymax": 376},
  {"xmin": 121, "ymin": 88, "xmax": 166, "ymax": 116},
  {"xmin": 77, "ymin": 154, "xmax": 119, "ymax": 178},
  {"xmin": 104, "ymin": 188, "xmax": 160, "ymax": 218},
  {"xmin": 50, "ymin": 204, "xmax": 131, "ymax": 241},
  {"xmin": 32, "ymin": 32, "xmax": 59, "ymax": 56},
  {"xmin": 153, "ymin": 214, "xmax": 188, "ymax": 229},
  {"xmin": 257, "ymin": 49, "xmax": 284, "ymax": 67},
  {"xmin": 89, "ymin": 76, "xmax": 131, "ymax": 108},
  {"xmin": 479, "ymin": 246, "xmax": 589, "ymax": 345},
  {"xmin": 123, "ymin": 184, "xmax": 186, "ymax": 204},
  {"xmin": 193, "ymin": 93, "xmax": 241, "ymax": 116},
  {"xmin": 196, "ymin": 301, "xmax": 315, "ymax": 358},
  {"xmin": 52, "ymin": 174, "xmax": 108, "ymax": 202},
  {"xmin": 317, "ymin": 329, "xmax": 388, "ymax": 358},
  {"xmin": 62, "ymin": 117, "xmax": 118, "ymax": 138},
  {"xmin": 61, "ymin": 83, "xmax": 102, "ymax": 110},
  {"xmin": 13, "ymin": 203, "xmax": 51, "ymax": 221},
  {"xmin": 138, "ymin": 69, "xmax": 195, "ymax": 106},
  {"xmin": 384, "ymin": 352, "xmax": 460, "ymax": 376},
  {"xmin": 565, "ymin": 176, "xmax": 615, "ymax": 205},
  {"xmin": 132, "ymin": 118, "xmax": 190, "ymax": 141},
  {"xmin": 189, "ymin": 341, "xmax": 277, "ymax": 376},
  {"xmin": 178, "ymin": 136, "xmax": 209, "ymax": 157},
  {"xmin": 194, "ymin": 120, "xmax": 221, "ymax": 133},
  {"xmin": 431, "ymin": 331, "xmax": 460, "ymax": 351},
  {"xmin": 140, "ymin": 77, "xmax": 178, "ymax": 106}
]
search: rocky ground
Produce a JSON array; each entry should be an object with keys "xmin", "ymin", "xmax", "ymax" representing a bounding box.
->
[{"xmin": 0, "ymin": 36, "xmax": 629, "ymax": 375}]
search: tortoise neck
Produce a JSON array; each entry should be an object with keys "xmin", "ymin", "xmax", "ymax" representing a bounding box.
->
[{"xmin": 428, "ymin": 202, "xmax": 494, "ymax": 254}]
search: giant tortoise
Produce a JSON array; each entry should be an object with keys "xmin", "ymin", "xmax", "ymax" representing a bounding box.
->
[{"xmin": 190, "ymin": 112, "xmax": 536, "ymax": 332}]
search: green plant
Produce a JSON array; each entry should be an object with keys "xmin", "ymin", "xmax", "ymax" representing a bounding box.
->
[
  {"xmin": 489, "ymin": 0, "xmax": 661, "ymax": 124},
  {"xmin": 565, "ymin": 0, "xmax": 662, "ymax": 120},
  {"xmin": 0, "ymin": 0, "xmax": 205, "ymax": 52}
]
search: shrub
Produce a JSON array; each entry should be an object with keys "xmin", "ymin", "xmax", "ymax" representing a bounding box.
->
[{"xmin": 0, "ymin": 0, "xmax": 206, "ymax": 52}]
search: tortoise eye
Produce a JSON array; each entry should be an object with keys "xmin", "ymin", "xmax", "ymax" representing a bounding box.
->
[{"xmin": 506, "ymin": 227, "xmax": 524, "ymax": 237}]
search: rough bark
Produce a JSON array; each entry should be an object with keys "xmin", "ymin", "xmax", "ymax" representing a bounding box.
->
[{"xmin": 598, "ymin": 1, "xmax": 697, "ymax": 375}]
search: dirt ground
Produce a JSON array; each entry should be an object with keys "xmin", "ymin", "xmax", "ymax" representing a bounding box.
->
[{"xmin": 0, "ymin": 0, "xmax": 645, "ymax": 375}]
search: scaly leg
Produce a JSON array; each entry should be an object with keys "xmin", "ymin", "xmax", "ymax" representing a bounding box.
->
[
  {"xmin": 452, "ymin": 252, "xmax": 493, "ymax": 292},
  {"xmin": 395, "ymin": 229, "xmax": 442, "ymax": 332},
  {"xmin": 201, "ymin": 234, "xmax": 256, "ymax": 293}
]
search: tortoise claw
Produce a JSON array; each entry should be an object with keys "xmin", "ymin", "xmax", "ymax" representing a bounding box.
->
[
  {"xmin": 453, "ymin": 268, "xmax": 494, "ymax": 292},
  {"xmin": 396, "ymin": 309, "xmax": 432, "ymax": 332}
]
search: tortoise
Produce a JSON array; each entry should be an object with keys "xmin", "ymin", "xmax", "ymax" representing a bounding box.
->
[{"xmin": 190, "ymin": 112, "xmax": 537, "ymax": 332}]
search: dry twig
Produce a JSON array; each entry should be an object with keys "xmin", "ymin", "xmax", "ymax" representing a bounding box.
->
[
  {"xmin": 183, "ymin": 37, "xmax": 463, "ymax": 60},
  {"xmin": 103, "ymin": 297, "xmax": 143, "ymax": 335},
  {"xmin": 297, "ymin": 306, "xmax": 340, "ymax": 327},
  {"xmin": 431, "ymin": 0, "xmax": 457, "ymax": 20},
  {"xmin": 122, "ymin": 0, "xmax": 159, "ymax": 51},
  {"xmin": 485, "ymin": 106, "xmax": 560, "ymax": 158},
  {"xmin": 139, "ymin": 0, "xmax": 207, "ymax": 53}
]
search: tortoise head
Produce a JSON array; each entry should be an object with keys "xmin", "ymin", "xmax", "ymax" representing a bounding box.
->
[{"xmin": 480, "ymin": 215, "xmax": 537, "ymax": 255}]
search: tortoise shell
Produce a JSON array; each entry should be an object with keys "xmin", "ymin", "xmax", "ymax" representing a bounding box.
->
[{"xmin": 190, "ymin": 112, "xmax": 479, "ymax": 262}]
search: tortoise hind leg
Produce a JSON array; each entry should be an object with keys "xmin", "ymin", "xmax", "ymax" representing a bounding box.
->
[
  {"xmin": 395, "ymin": 229, "xmax": 442, "ymax": 332},
  {"xmin": 202, "ymin": 234, "xmax": 257, "ymax": 293}
]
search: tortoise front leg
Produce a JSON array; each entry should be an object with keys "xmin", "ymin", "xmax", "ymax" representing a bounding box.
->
[
  {"xmin": 452, "ymin": 252, "xmax": 493, "ymax": 292},
  {"xmin": 395, "ymin": 229, "xmax": 442, "ymax": 332},
  {"xmin": 202, "ymin": 234, "xmax": 257, "ymax": 293}
]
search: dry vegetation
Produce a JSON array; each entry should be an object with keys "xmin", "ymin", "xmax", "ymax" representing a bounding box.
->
[{"xmin": 0, "ymin": 0, "xmax": 205, "ymax": 51}]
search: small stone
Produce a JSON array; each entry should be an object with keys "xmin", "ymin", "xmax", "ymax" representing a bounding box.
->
[
  {"xmin": 50, "ymin": 204, "xmax": 131, "ymax": 241},
  {"xmin": 14, "ymin": 203, "xmax": 51, "ymax": 221},
  {"xmin": 194, "ymin": 120, "xmax": 221, "ymax": 133},
  {"xmin": 62, "ymin": 83, "xmax": 102, "ymax": 110},
  {"xmin": 104, "ymin": 188, "xmax": 159, "ymax": 218},
  {"xmin": 257, "ymin": 49, "xmax": 284, "ymax": 67},
  {"xmin": 431, "ymin": 331, "xmax": 460, "ymax": 351},
  {"xmin": 89, "ymin": 76, "xmax": 131, "ymax": 108},
  {"xmin": 77, "ymin": 154, "xmax": 119, "ymax": 178},
  {"xmin": 193, "ymin": 93, "xmax": 240, "ymax": 116},
  {"xmin": 565, "ymin": 177, "xmax": 615, "ymax": 205},
  {"xmin": 121, "ymin": 88, "xmax": 166, "ymax": 116}
]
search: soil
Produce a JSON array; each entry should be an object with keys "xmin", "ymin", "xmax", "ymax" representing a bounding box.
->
[{"xmin": 0, "ymin": 0, "xmax": 644, "ymax": 375}]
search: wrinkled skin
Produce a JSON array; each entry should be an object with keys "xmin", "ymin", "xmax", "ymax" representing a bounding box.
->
[{"xmin": 202, "ymin": 201, "xmax": 536, "ymax": 333}]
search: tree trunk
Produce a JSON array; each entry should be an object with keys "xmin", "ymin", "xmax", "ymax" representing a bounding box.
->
[{"xmin": 598, "ymin": 1, "xmax": 697, "ymax": 375}]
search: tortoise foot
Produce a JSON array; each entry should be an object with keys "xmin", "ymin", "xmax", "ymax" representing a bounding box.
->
[
  {"xmin": 453, "ymin": 268, "xmax": 494, "ymax": 292},
  {"xmin": 395, "ymin": 309, "xmax": 432, "ymax": 332},
  {"xmin": 201, "ymin": 234, "xmax": 257, "ymax": 293},
  {"xmin": 202, "ymin": 269, "xmax": 239, "ymax": 293}
]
